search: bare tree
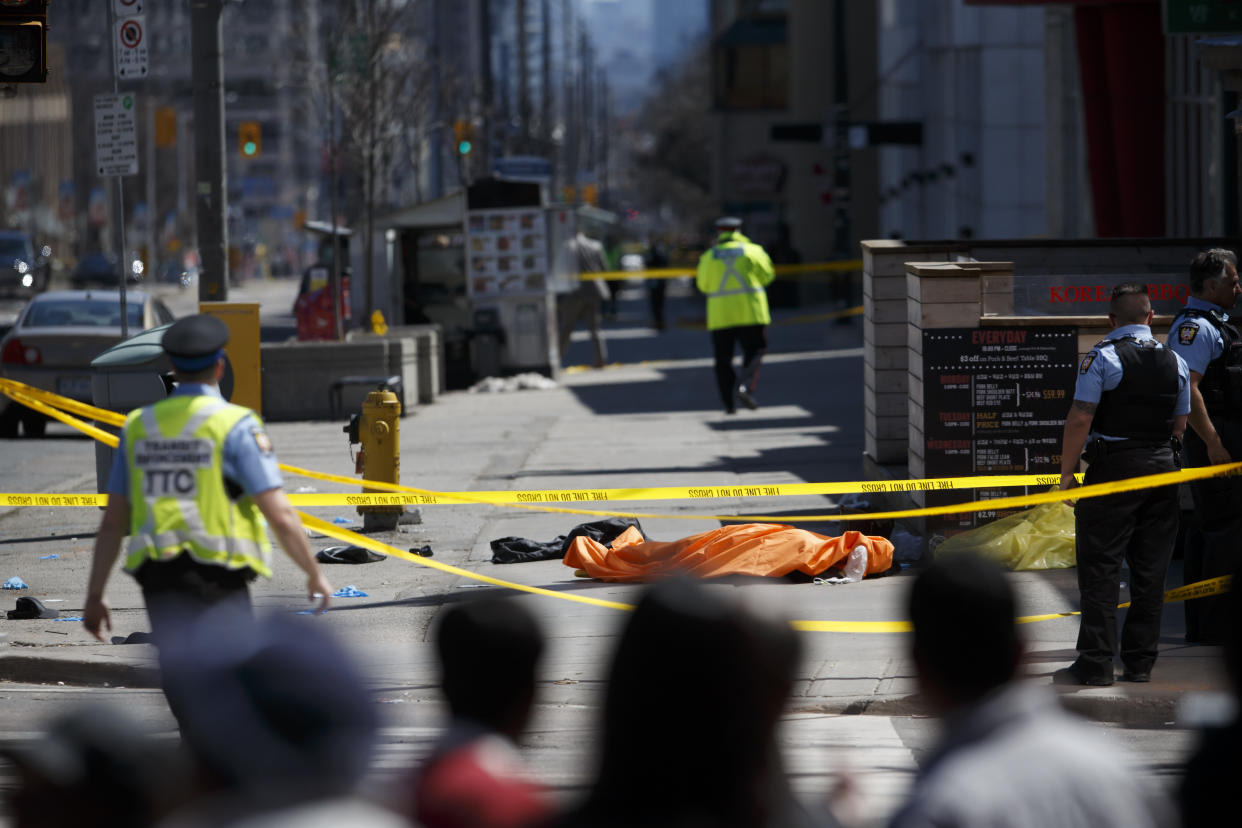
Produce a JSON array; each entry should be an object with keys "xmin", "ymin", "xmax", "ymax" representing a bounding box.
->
[
  {"xmin": 290, "ymin": 0, "xmax": 428, "ymax": 334},
  {"xmin": 630, "ymin": 44, "xmax": 715, "ymax": 236},
  {"xmin": 333, "ymin": 0, "xmax": 427, "ymax": 329}
]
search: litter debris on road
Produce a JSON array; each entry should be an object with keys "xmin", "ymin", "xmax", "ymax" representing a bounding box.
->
[
  {"xmin": 332, "ymin": 516, "xmax": 353, "ymax": 525},
  {"xmin": 38, "ymin": 554, "xmax": 59, "ymax": 560},
  {"xmin": 409, "ymin": 545, "xmax": 433, "ymax": 557},
  {"xmin": 53, "ymin": 616, "xmax": 84, "ymax": 622},
  {"xmin": 468, "ymin": 373, "xmax": 558, "ymax": 393},
  {"xmin": 332, "ymin": 585, "xmax": 368, "ymax": 598},
  {"xmin": 3, "ymin": 577, "xmax": 29, "ymax": 590}
]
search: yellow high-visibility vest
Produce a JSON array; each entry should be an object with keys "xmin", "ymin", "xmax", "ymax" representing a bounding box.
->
[
  {"xmin": 123, "ymin": 395, "xmax": 272, "ymax": 577},
  {"xmin": 695, "ymin": 232, "xmax": 775, "ymax": 330}
]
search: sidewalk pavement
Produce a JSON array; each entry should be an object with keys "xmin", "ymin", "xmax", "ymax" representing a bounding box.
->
[{"xmin": 0, "ymin": 290, "xmax": 1231, "ymax": 729}]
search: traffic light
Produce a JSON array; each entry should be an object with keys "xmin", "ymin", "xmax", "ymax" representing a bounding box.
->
[
  {"xmin": 453, "ymin": 119, "xmax": 474, "ymax": 155},
  {"xmin": 239, "ymin": 121, "xmax": 261, "ymax": 158},
  {"xmin": 0, "ymin": 0, "xmax": 49, "ymax": 84},
  {"xmin": 155, "ymin": 107, "xmax": 177, "ymax": 148}
]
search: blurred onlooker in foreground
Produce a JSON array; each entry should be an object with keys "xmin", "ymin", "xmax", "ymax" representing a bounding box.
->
[
  {"xmin": 1179, "ymin": 559, "xmax": 1242, "ymax": 825},
  {"xmin": 156, "ymin": 610, "xmax": 404, "ymax": 828},
  {"xmin": 409, "ymin": 595, "xmax": 550, "ymax": 828},
  {"xmin": 549, "ymin": 576, "xmax": 838, "ymax": 828},
  {"xmin": 1, "ymin": 704, "xmax": 171, "ymax": 828},
  {"xmin": 889, "ymin": 553, "xmax": 1172, "ymax": 828}
]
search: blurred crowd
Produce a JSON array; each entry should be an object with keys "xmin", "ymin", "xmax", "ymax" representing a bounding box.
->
[{"xmin": 4, "ymin": 556, "xmax": 1235, "ymax": 828}]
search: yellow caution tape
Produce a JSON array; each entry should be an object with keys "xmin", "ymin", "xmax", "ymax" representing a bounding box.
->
[
  {"xmin": 266, "ymin": 460, "xmax": 1242, "ymax": 525},
  {"xmin": 297, "ymin": 512, "xmax": 634, "ymax": 612},
  {"xmin": 1012, "ymin": 575, "xmax": 1232, "ymax": 623},
  {"xmin": 1145, "ymin": 574, "xmax": 1231, "ymax": 605},
  {"xmin": 780, "ymin": 305, "xmax": 865, "ymax": 325},
  {"xmin": 0, "ymin": 493, "xmax": 108, "ymax": 507},
  {"xmin": 297, "ymin": 514, "xmax": 1236, "ymax": 632},
  {"xmin": 581, "ymin": 259, "xmax": 862, "ymax": 282},
  {"xmin": 1, "ymin": 386, "xmax": 120, "ymax": 448},
  {"xmin": 2, "ymin": 377, "xmax": 1231, "ymax": 631},
  {"xmin": 4, "ymin": 378, "xmax": 1242, "ymax": 527}
]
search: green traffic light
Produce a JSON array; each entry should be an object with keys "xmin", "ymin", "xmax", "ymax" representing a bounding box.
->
[
  {"xmin": 243, "ymin": 141, "xmax": 257, "ymax": 156},
  {"xmin": 458, "ymin": 141, "xmax": 472, "ymax": 155}
]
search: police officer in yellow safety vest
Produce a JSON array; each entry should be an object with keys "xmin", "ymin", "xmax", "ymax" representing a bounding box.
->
[
  {"xmin": 84, "ymin": 314, "xmax": 332, "ymax": 644},
  {"xmin": 696, "ymin": 216, "xmax": 776, "ymax": 414}
]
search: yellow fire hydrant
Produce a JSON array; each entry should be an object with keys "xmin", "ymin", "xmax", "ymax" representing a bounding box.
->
[{"xmin": 343, "ymin": 388, "xmax": 403, "ymax": 531}]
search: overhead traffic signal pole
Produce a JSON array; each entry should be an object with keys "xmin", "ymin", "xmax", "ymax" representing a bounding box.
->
[{"xmin": 191, "ymin": 0, "xmax": 228, "ymax": 301}]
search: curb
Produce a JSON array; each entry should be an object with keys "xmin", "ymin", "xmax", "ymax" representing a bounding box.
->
[
  {"xmin": 0, "ymin": 655, "xmax": 1194, "ymax": 727},
  {"xmin": 1057, "ymin": 691, "xmax": 1180, "ymax": 727},
  {"xmin": 0, "ymin": 654, "xmax": 161, "ymax": 689},
  {"xmin": 793, "ymin": 685, "xmax": 1188, "ymax": 728}
]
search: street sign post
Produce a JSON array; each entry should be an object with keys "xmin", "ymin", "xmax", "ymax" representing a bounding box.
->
[
  {"xmin": 114, "ymin": 14, "xmax": 148, "ymax": 78},
  {"xmin": 94, "ymin": 93, "xmax": 139, "ymax": 177}
]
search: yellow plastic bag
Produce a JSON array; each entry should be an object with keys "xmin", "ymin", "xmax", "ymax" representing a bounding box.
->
[{"xmin": 934, "ymin": 501, "xmax": 1076, "ymax": 571}]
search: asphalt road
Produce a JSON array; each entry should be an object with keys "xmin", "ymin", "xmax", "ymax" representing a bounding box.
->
[{"xmin": 0, "ymin": 277, "xmax": 1223, "ymax": 827}]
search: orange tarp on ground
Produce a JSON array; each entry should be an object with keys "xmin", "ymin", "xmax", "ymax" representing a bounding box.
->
[{"xmin": 563, "ymin": 523, "xmax": 895, "ymax": 582}]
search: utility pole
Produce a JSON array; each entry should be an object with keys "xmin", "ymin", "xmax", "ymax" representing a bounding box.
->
[
  {"xmin": 517, "ymin": 0, "xmax": 531, "ymax": 154},
  {"xmin": 831, "ymin": 0, "xmax": 852, "ymax": 261},
  {"xmin": 579, "ymin": 28, "xmax": 593, "ymax": 186},
  {"xmin": 106, "ymin": 0, "xmax": 130, "ymax": 339},
  {"xmin": 540, "ymin": 0, "xmax": 552, "ymax": 148},
  {"xmin": 191, "ymin": 0, "xmax": 228, "ymax": 301},
  {"xmin": 562, "ymin": 0, "xmax": 576, "ymax": 203},
  {"xmin": 598, "ymin": 73, "xmax": 609, "ymax": 201},
  {"xmin": 476, "ymin": 0, "xmax": 494, "ymax": 173}
]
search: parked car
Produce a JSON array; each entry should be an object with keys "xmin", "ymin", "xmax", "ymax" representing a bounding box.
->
[
  {"xmin": 0, "ymin": 230, "xmax": 48, "ymax": 296},
  {"xmin": 69, "ymin": 252, "xmax": 143, "ymax": 289},
  {"xmin": 0, "ymin": 290, "xmax": 176, "ymax": 437}
]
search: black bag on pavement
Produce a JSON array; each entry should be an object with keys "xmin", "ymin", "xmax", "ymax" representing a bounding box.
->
[{"xmin": 490, "ymin": 518, "xmax": 645, "ymax": 564}]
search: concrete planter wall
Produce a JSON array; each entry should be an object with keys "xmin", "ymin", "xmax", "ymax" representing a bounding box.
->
[{"xmin": 260, "ymin": 338, "xmax": 419, "ymax": 422}]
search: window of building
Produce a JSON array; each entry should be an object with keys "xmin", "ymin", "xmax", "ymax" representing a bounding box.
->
[{"xmin": 712, "ymin": 17, "xmax": 788, "ymax": 109}]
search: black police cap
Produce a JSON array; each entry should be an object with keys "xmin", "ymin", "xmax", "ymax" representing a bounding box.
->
[{"xmin": 162, "ymin": 314, "xmax": 230, "ymax": 359}]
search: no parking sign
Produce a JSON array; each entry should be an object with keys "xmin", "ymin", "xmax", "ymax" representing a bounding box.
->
[{"xmin": 113, "ymin": 0, "xmax": 148, "ymax": 79}]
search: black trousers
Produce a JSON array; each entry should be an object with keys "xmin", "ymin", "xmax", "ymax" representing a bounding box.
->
[
  {"xmin": 135, "ymin": 555, "xmax": 255, "ymax": 731},
  {"xmin": 1074, "ymin": 443, "xmax": 1179, "ymax": 676},
  {"xmin": 135, "ymin": 554, "xmax": 255, "ymax": 641},
  {"xmin": 1182, "ymin": 421, "xmax": 1242, "ymax": 643},
  {"xmin": 711, "ymin": 324, "xmax": 766, "ymax": 410}
]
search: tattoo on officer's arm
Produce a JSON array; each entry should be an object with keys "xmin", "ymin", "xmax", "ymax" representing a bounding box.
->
[{"xmin": 1072, "ymin": 400, "xmax": 1098, "ymax": 415}]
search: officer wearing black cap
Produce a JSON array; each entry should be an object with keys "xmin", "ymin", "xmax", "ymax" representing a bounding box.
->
[
  {"xmin": 84, "ymin": 314, "xmax": 332, "ymax": 645},
  {"xmin": 695, "ymin": 216, "xmax": 776, "ymax": 413}
]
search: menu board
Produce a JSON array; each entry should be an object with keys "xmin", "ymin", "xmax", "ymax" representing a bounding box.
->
[
  {"xmin": 465, "ymin": 207, "xmax": 549, "ymax": 298},
  {"xmin": 922, "ymin": 326, "xmax": 1077, "ymax": 533}
]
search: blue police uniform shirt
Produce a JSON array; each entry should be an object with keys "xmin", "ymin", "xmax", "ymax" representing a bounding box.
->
[
  {"xmin": 1072, "ymin": 323, "xmax": 1190, "ymax": 441},
  {"xmin": 1166, "ymin": 295, "xmax": 1228, "ymax": 375},
  {"xmin": 106, "ymin": 383, "xmax": 284, "ymax": 497}
]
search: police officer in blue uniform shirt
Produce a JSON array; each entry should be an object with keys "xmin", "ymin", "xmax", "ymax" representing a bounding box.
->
[
  {"xmin": 1167, "ymin": 248, "xmax": 1242, "ymax": 644},
  {"xmin": 84, "ymin": 314, "xmax": 332, "ymax": 643},
  {"xmin": 1055, "ymin": 283, "xmax": 1189, "ymax": 686}
]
